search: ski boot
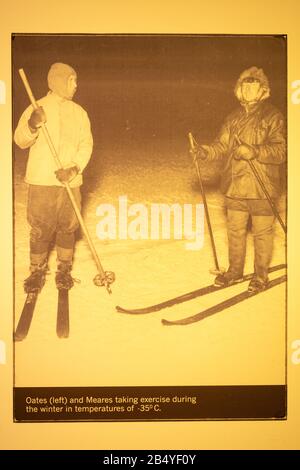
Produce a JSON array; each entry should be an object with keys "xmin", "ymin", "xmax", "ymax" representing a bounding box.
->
[
  {"xmin": 248, "ymin": 277, "xmax": 268, "ymax": 293},
  {"xmin": 24, "ymin": 263, "xmax": 47, "ymax": 293},
  {"xmin": 55, "ymin": 263, "xmax": 75, "ymax": 290},
  {"xmin": 214, "ymin": 270, "xmax": 243, "ymax": 287}
]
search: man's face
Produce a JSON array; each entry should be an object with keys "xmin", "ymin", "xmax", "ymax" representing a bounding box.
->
[
  {"xmin": 241, "ymin": 77, "xmax": 262, "ymax": 103},
  {"xmin": 66, "ymin": 75, "xmax": 77, "ymax": 100}
]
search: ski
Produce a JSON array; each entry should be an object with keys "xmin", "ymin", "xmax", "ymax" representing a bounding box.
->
[
  {"xmin": 116, "ymin": 263, "xmax": 286, "ymax": 314},
  {"xmin": 14, "ymin": 292, "xmax": 39, "ymax": 342},
  {"xmin": 56, "ymin": 289, "xmax": 69, "ymax": 338},
  {"xmin": 162, "ymin": 274, "xmax": 286, "ymax": 326}
]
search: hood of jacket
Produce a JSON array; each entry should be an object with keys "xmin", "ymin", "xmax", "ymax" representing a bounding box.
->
[
  {"xmin": 47, "ymin": 62, "xmax": 77, "ymax": 100},
  {"xmin": 234, "ymin": 66, "xmax": 270, "ymax": 105}
]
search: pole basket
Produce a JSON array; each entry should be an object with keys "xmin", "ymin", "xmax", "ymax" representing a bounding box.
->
[{"xmin": 93, "ymin": 271, "xmax": 116, "ymax": 287}]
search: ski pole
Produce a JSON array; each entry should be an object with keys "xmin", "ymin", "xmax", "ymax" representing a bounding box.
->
[
  {"xmin": 18, "ymin": 68, "xmax": 115, "ymax": 294},
  {"xmin": 188, "ymin": 132, "xmax": 224, "ymax": 275},
  {"xmin": 234, "ymin": 135, "xmax": 287, "ymax": 234}
]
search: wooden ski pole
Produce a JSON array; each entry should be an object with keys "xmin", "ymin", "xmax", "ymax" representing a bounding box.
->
[
  {"xmin": 188, "ymin": 132, "xmax": 224, "ymax": 274},
  {"xmin": 234, "ymin": 134, "xmax": 287, "ymax": 234},
  {"xmin": 18, "ymin": 68, "xmax": 115, "ymax": 294}
]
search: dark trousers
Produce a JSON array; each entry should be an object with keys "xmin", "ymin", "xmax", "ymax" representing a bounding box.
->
[
  {"xmin": 27, "ymin": 185, "xmax": 81, "ymax": 268},
  {"xmin": 225, "ymin": 197, "xmax": 275, "ymax": 282}
]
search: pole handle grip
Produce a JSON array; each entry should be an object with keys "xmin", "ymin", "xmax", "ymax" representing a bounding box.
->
[
  {"xmin": 188, "ymin": 132, "xmax": 194, "ymax": 148},
  {"xmin": 19, "ymin": 68, "xmax": 39, "ymax": 110},
  {"xmin": 188, "ymin": 132, "xmax": 199, "ymax": 166}
]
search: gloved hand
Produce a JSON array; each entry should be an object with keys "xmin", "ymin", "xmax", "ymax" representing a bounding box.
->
[
  {"xmin": 190, "ymin": 144, "xmax": 209, "ymax": 161},
  {"xmin": 198, "ymin": 145, "xmax": 210, "ymax": 160},
  {"xmin": 28, "ymin": 106, "xmax": 47, "ymax": 131},
  {"xmin": 55, "ymin": 166, "xmax": 79, "ymax": 183},
  {"xmin": 234, "ymin": 143, "xmax": 257, "ymax": 161}
]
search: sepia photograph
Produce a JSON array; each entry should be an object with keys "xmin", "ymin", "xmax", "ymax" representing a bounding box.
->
[{"xmin": 12, "ymin": 34, "xmax": 287, "ymax": 422}]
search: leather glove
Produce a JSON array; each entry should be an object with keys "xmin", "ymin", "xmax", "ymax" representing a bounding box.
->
[
  {"xmin": 55, "ymin": 166, "xmax": 79, "ymax": 183},
  {"xmin": 28, "ymin": 106, "xmax": 47, "ymax": 131},
  {"xmin": 234, "ymin": 143, "xmax": 257, "ymax": 161}
]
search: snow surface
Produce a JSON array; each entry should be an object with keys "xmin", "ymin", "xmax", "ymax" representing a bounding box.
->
[{"xmin": 14, "ymin": 131, "xmax": 286, "ymax": 388}]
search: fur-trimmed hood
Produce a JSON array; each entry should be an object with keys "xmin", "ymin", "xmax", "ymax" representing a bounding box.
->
[{"xmin": 234, "ymin": 66, "xmax": 270, "ymax": 103}]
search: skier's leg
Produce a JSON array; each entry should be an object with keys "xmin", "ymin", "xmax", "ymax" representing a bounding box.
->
[
  {"xmin": 214, "ymin": 204, "xmax": 249, "ymax": 286},
  {"xmin": 251, "ymin": 214, "xmax": 275, "ymax": 286},
  {"xmin": 55, "ymin": 187, "xmax": 81, "ymax": 289},
  {"xmin": 25, "ymin": 185, "xmax": 57, "ymax": 292},
  {"xmin": 246, "ymin": 200, "xmax": 275, "ymax": 292},
  {"xmin": 227, "ymin": 208, "xmax": 249, "ymax": 275}
]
